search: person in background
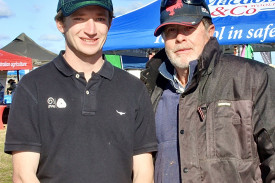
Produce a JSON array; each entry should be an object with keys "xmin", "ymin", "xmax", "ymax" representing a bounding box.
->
[
  {"xmin": 141, "ymin": 0, "xmax": 275, "ymax": 182},
  {"xmin": 6, "ymin": 79, "xmax": 17, "ymax": 95},
  {"xmin": 148, "ymin": 49, "xmax": 157, "ymax": 60},
  {"xmin": 5, "ymin": 0, "xmax": 157, "ymax": 182}
]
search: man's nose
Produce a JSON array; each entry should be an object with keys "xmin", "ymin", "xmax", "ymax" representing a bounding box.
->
[
  {"xmin": 84, "ymin": 19, "xmax": 96, "ymax": 34},
  {"xmin": 175, "ymin": 31, "xmax": 187, "ymax": 42}
]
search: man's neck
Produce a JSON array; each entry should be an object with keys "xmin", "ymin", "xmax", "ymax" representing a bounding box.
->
[
  {"xmin": 175, "ymin": 68, "xmax": 189, "ymax": 87},
  {"xmin": 63, "ymin": 50, "xmax": 104, "ymax": 81}
]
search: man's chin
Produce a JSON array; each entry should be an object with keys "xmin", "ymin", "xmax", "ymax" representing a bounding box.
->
[{"xmin": 169, "ymin": 58, "xmax": 190, "ymax": 69}]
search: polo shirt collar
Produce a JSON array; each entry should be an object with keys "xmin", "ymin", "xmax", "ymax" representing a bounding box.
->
[
  {"xmin": 97, "ymin": 55, "xmax": 114, "ymax": 80},
  {"xmin": 53, "ymin": 51, "xmax": 114, "ymax": 80},
  {"xmin": 54, "ymin": 51, "xmax": 75, "ymax": 77}
]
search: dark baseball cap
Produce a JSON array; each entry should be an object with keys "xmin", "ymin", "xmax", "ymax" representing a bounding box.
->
[
  {"xmin": 154, "ymin": 0, "xmax": 211, "ymax": 36},
  {"xmin": 57, "ymin": 0, "xmax": 113, "ymax": 17}
]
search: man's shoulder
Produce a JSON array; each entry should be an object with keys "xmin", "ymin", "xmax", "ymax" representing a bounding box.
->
[
  {"xmin": 113, "ymin": 67, "xmax": 143, "ymax": 84},
  {"xmin": 217, "ymin": 54, "xmax": 275, "ymax": 82},
  {"xmin": 110, "ymin": 67, "xmax": 148, "ymax": 95},
  {"xmin": 19, "ymin": 61, "xmax": 56, "ymax": 84},
  {"xmin": 221, "ymin": 54, "xmax": 268, "ymax": 70}
]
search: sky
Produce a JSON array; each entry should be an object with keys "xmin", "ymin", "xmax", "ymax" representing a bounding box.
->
[
  {"xmin": 0, "ymin": 0, "xmax": 155, "ymax": 54},
  {"xmin": 0, "ymin": 0, "xmax": 273, "ymax": 63}
]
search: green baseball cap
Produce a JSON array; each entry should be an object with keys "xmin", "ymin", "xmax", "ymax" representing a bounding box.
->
[{"xmin": 57, "ymin": 0, "xmax": 113, "ymax": 17}]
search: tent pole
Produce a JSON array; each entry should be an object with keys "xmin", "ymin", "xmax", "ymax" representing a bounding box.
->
[{"xmin": 17, "ymin": 70, "xmax": 20, "ymax": 81}]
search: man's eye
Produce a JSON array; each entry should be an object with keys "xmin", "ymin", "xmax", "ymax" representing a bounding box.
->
[
  {"xmin": 164, "ymin": 27, "xmax": 177, "ymax": 36},
  {"xmin": 97, "ymin": 17, "xmax": 106, "ymax": 22},
  {"xmin": 74, "ymin": 17, "xmax": 83, "ymax": 21},
  {"xmin": 164, "ymin": 27, "xmax": 176, "ymax": 36},
  {"xmin": 186, "ymin": 26, "xmax": 195, "ymax": 32},
  {"xmin": 167, "ymin": 28, "xmax": 176, "ymax": 32}
]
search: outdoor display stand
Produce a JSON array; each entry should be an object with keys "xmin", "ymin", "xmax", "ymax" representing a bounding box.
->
[{"xmin": 0, "ymin": 50, "xmax": 33, "ymax": 128}]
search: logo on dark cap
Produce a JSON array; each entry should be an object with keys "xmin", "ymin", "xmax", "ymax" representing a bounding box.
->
[
  {"xmin": 201, "ymin": 6, "xmax": 210, "ymax": 14},
  {"xmin": 166, "ymin": 0, "xmax": 183, "ymax": 16}
]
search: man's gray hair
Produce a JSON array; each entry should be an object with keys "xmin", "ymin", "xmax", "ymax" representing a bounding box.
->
[{"xmin": 201, "ymin": 17, "xmax": 213, "ymax": 30}]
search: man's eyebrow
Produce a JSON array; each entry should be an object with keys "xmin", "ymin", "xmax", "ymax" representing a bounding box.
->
[
  {"xmin": 71, "ymin": 11, "xmax": 108, "ymax": 17},
  {"xmin": 95, "ymin": 12, "xmax": 108, "ymax": 16},
  {"xmin": 71, "ymin": 12, "xmax": 85, "ymax": 17}
]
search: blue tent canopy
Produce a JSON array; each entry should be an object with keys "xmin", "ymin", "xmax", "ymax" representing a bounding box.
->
[
  {"xmin": 122, "ymin": 55, "xmax": 148, "ymax": 69},
  {"xmin": 104, "ymin": 0, "xmax": 275, "ymax": 51}
]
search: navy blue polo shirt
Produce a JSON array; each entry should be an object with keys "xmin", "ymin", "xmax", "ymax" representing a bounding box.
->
[{"xmin": 5, "ymin": 51, "xmax": 157, "ymax": 183}]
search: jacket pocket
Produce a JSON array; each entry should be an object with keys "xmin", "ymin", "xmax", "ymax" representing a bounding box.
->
[{"xmin": 207, "ymin": 100, "xmax": 255, "ymax": 160}]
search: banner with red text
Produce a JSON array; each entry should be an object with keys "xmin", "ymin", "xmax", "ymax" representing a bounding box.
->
[{"xmin": 0, "ymin": 50, "xmax": 32, "ymax": 70}]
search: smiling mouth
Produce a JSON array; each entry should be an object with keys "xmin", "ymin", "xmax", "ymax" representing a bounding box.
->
[{"xmin": 81, "ymin": 38, "xmax": 98, "ymax": 43}]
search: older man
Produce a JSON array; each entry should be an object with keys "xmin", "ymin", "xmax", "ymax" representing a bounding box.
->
[{"xmin": 141, "ymin": 0, "xmax": 275, "ymax": 182}]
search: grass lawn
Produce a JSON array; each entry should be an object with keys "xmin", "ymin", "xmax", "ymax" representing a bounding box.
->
[{"xmin": 0, "ymin": 126, "xmax": 13, "ymax": 183}]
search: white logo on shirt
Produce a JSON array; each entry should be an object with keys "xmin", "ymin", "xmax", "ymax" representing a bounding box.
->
[
  {"xmin": 57, "ymin": 98, "xmax": 67, "ymax": 108},
  {"xmin": 47, "ymin": 97, "xmax": 56, "ymax": 108},
  {"xmin": 116, "ymin": 110, "xmax": 126, "ymax": 115},
  {"xmin": 47, "ymin": 97, "xmax": 67, "ymax": 109}
]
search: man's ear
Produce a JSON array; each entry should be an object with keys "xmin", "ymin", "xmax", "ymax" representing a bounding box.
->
[
  {"xmin": 108, "ymin": 19, "xmax": 113, "ymax": 31},
  {"xmin": 208, "ymin": 24, "xmax": 215, "ymax": 37},
  {"xmin": 56, "ymin": 20, "xmax": 65, "ymax": 34}
]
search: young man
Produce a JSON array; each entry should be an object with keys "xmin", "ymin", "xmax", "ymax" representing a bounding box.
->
[
  {"xmin": 5, "ymin": 0, "xmax": 157, "ymax": 182},
  {"xmin": 141, "ymin": 0, "xmax": 275, "ymax": 182}
]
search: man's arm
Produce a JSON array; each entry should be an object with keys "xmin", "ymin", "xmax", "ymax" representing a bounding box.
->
[
  {"xmin": 133, "ymin": 153, "xmax": 154, "ymax": 183},
  {"xmin": 254, "ymin": 66, "xmax": 275, "ymax": 182},
  {"xmin": 12, "ymin": 151, "xmax": 40, "ymax": 183}
]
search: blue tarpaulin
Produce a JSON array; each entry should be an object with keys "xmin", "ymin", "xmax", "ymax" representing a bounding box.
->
[
  {"xmin": 122, "ymin": 56, "xmax": 148, "ymax": 69},
  {"xmin": 104, "ymin": 0, "xmax": 275, "ymax": 51}
]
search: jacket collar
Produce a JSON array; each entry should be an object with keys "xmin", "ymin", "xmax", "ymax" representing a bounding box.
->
[{"xmin": 198, "ymin": 37, "xmax": 222, "ymax": 74}]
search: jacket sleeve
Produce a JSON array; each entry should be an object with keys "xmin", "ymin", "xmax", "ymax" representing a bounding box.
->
[{"xmin": 253, "ymin": 66, "xmax": 275, "ymax": 183}]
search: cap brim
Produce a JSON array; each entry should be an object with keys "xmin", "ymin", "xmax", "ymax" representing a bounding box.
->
[{"xmin": 154, "ymin": 16, "xmax": 203, "ymax": 37}]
